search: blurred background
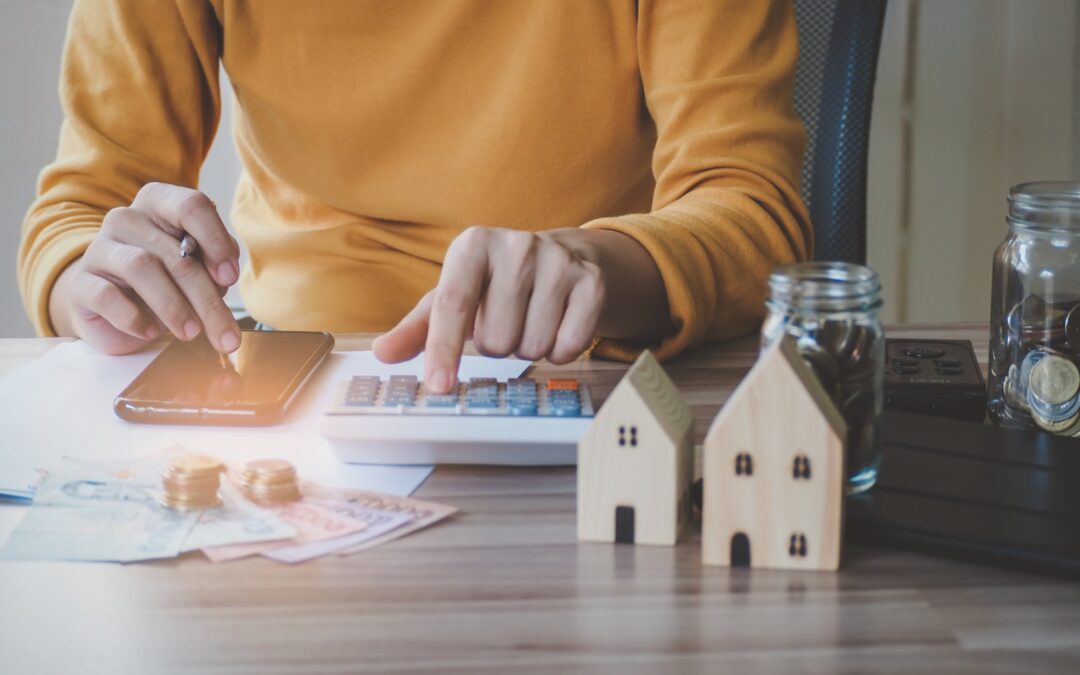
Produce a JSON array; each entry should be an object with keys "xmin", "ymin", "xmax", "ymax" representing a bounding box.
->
[{"xmin": 1, "ymin": 0, "xmax": 1079, "ymax": 337}]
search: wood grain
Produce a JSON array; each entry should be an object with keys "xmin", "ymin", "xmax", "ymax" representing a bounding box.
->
[
  {"xmin": 2, "ymin": 325, "xmax": 1079, "ymax": 674},
  {"xmin": 703, "ymin": 335, "xmax": 845, "ymax": 571},
  {"xmin": 577, "ymin": 351, "xmax": 693, "ymax": 546}
]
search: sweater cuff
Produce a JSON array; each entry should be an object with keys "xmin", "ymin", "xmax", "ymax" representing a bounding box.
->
[
  {"xmin": 19, "ymin": 226, "xmax": 97, "ymax": 337},
  {"xmin": 581, "ymin": 213, "xmax": 713, "ymax": 363}
]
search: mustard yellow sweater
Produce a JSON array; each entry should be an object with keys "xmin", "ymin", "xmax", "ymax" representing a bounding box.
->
[{"xmin": 19, "ymin": 0, "xmax": 810, "ymax": 361}]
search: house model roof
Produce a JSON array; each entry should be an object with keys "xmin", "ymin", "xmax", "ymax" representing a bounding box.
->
[
  {"xmin": 611, "ymin": 350, "xmax": 693, "ymax": 441},
  {"xmin": 708, "ymin": 334, "xmax": 846, "ymax": 442}
]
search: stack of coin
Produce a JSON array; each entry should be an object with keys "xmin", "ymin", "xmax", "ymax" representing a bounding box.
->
[
  {"xmin": 1026, "ymin": 354, "xmax": 1080, "ymax": 434},
  {"xmin": 234, "ymin": 459, "xmax": 302, "ymax": 505},
  {"xmin": 160, "ymin": 454, "xmax": 225, "ymax": 510}
]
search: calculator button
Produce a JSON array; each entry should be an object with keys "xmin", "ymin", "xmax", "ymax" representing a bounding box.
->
[
  {"xmin": 549, "ymin": 405, "xmax": 581, "ymax": 417},
  {"xmin": 890, "ymin": 358, "xmax": 919, "ymax": 367},
  {"xmin": 508, "ymin": 402, "xmax": 538, "ymax": 416},
  {"xmin": 466, "ymin": 398, "xmax": 498, "ymax": 409},
  {"xmin": 547, "ymin": 379, "xmax": 579, "ymax": 391},
  {"xmin": 892, "ymin": 366, "xmax": 921, "ymax": 375},
  {"xmin": 936, "ymin": 366, "xmax": 964, "ymax": 376},
  {"xmin": 424, "ymin": 396, "xmax": 458, "ymax": 408},
  {"xmin": 902, "ymin": 347, "xmax": 945, "ymax": 359},
  {"xmin": 934, "ymin": 358, "xmax": 961, "ymax": 368}
]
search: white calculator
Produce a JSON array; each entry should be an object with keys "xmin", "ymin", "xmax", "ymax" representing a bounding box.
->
[{"xmin": 320, "ymin": 375, "xmax": 595, "ymax": 465}]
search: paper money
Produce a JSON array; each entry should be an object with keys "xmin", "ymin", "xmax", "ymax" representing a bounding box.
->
[
  {"xmin": 0, "ymin": 465, "xmax": 198, "ymax": 563},
  {"xmin": 261, "ymin": 500, "xmax": 413, "ymax": 564},
  {"xmin": 180, "ymin": 481, "xmax": 297, "ymax": 552},
  {"xmin": 202, "ymin": 499, "xmax": 368, "ymax": 563},
  {"xmin": 300, "ymin": 484, "xmax": 457, "ymax": 555}
]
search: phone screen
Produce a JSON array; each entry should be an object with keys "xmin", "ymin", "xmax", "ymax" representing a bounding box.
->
[{"xmin": 115, "ymin": 330, "xmax": 334, "ymax": 425}]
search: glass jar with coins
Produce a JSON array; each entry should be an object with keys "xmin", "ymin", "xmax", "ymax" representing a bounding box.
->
[
  {"xmin": 761, "ymin": 262, "xmax": 885, "ymax": 494},
  {"xmin": 989, "ymin": 182, "xmax": 1080, "ymax": 434}
]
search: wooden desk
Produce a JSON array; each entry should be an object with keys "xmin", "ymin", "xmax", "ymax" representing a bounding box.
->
[{"xmin": 2, "ymin": 325, "xmax": 1079, "ymax": 674}]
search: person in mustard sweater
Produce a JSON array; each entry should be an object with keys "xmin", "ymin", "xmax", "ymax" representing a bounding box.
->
[{"xmin": 18, "ymin": 0, "xmax": 811, "ymax": 395}]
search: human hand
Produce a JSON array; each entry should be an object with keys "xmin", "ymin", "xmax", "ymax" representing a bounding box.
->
[
  {"xmin": 373, "ymin": 227, "xmax": 606, "ymax": 394},
  {"xmin": 51, "ymin": 183, "xmax": 241, "ymax": 356}
]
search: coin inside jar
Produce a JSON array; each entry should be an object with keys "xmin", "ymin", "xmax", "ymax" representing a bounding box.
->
[
  {"xmin": 160, "ymin": 453, "xmax": 224, "ymax": 510},
  {"xmin": 1026, "ymin": 355, "xmax": 1080, "ymax": 424},
  {"xmin": 1032, "ymin": 409, "xmax": 1080, "ymax": 435},
  {"xmin": 235, "ymin": 459, "xmax": 302, "ymax": 505},
  {"xmin": 795, "ymin": 337, "xmax": 840, "ymax": 399}
]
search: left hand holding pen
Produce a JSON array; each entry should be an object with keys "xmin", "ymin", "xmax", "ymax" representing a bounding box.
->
[{"xmin": 373, "ymin": 227, "xmax": 607, "ymax": 394}]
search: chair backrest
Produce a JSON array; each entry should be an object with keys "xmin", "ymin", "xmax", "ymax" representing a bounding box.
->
[{"xmin": 792, "ymin": 0, "xmax": 888, "ymax": 264}]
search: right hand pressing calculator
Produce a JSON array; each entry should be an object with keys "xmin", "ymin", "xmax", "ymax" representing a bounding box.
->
[{"xmin": 320, "ymin": 376, "xmax": 595, "ymax": 465}]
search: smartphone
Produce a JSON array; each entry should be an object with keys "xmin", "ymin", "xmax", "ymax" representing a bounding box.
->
[{"xmin": 115, "ymin": 330, "xmax": 335, "ymax": 426}]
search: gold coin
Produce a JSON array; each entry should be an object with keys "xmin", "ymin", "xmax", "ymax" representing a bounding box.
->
[
  {"xmin": 1029, "ymin": 355, "xmax": 1080, "ymax": 406},
  {"xmin": 1033, "ymin": 410, "xmax": 1080, "ymax": 434},
  {"xmin": 242, "ymin": 459, "xmax": 295, "ymax": 479},
  {"xmin": 235, "ymin": 459, "xmax": 301, "ymax": 505},
  {"xmin": 167, "ymin": 454, "xmax": 225, "ymax": 476},
  {"xmin": 160, "ymin": 493, "xmax": 221, "ymax": 510}
]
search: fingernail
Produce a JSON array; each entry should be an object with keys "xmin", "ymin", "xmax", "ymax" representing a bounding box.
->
[
  {"xmin": 428, "ymin": 368, "xmax": 451, "ymax": 394},
  {"xmin": 220, "ymin": 331, "xmax": 240, "ymax": 352},
  {"xmin": 144, "ymin": 324, "xmax": 161, "ymax": 340},
  {"xmin": 183, "ymin": 320, "xmax": 201, "ymax": 340},
  {"xmin": 218, "ymin": 261, "xmax": 237, "ymax": 285}
]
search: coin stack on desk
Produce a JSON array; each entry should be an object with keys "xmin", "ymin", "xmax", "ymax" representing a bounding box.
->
[
  {"xmin": 160, "ymin": 454, "xmax": 225, "ymax": 510},
  {"xmin": 234, "ymin": 459, "xmax": 302, "ymax": 505}
]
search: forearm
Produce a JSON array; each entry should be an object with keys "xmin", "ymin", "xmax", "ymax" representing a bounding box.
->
[{"xmin": 544, "ymin": 227, "xmax": 674, "ymax": 342}]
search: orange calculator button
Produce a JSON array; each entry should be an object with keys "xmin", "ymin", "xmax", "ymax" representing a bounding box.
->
[{"xmin": 546, "ymin": 378, "xmax": 579, "ymax": 391}]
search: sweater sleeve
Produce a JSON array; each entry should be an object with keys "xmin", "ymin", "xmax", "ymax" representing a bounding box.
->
[
  {"xmin": 583, "ymin": 0, "xmax": 811, "ymax": 362},
  {"xmin": 17, "ymin": 0, "xmax": 221, "ymax": 336}
]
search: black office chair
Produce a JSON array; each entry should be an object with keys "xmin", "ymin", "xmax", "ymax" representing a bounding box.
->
[{"xmin": 792, "ymin": 0, "xmax": 888, "ymax": 264}]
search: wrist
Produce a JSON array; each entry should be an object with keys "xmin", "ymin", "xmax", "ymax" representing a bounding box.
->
[
  {"xmin": 548, "ymin": 227, "xmax": 673, "ymax": 341},
  {"xmin": 47, "ymin": 260, "xmax": 81, "ymax": 337}
]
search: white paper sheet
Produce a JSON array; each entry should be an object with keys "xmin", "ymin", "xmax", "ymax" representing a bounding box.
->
[{"xmin": 0, "ymin": 341, "xmax": 531, "ymax": 498}]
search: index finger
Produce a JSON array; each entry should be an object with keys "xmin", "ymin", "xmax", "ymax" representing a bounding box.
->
[
  {"xmin": 132, "ymin": 182, "xmax": 240, "ymax": 287},
  {"xmin": 424, "ymin": 240, "xmax": 489, "ymax": 394}
]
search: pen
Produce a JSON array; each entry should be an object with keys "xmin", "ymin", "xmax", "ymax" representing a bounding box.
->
[{"xmin": 179, "ymin": 234, "xmax": 197, "ymax": 258}]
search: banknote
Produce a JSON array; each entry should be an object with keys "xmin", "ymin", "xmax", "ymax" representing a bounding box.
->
[
  {"xmin": 180, "ymin": 481, "xmax": 297, "ymax": 552},
  {"xmin": 300, "ymin": 483, "xmax": 458, "ymax": 555},
  {"xmin": 36, "ymin": 452, "xmax": 177, "ymax": 501},
  {"xmin": 261, "ymin": 501, "xmax": 413, "ymax": 564},
  {"xmin": 0, "ymin": 465, "xmax": 198, "ymax": 563},
  {"xmin": 202, "ymin": 499, "xmax": 368, "ymax": 563}
]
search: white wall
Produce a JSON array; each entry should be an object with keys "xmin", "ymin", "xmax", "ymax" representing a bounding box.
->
[
  {"xmin": 867, "ymin": 0, "xmax": 1080, "ymax": 323},
  {"xmin": 0, "ymin": 0, "xmax": 241, "ymax": 338},
  {"xmin": 2, "ymin": 1, "xmax": 1079, "ymax": 337}
]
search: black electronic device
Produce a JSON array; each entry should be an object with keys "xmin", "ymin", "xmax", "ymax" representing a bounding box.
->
[
  {"xmin": 115, "ymin": 330, "xmax": 334, "ymax": 426},
  {"xmin": 846, "ymin": 410, "xmax": 1080, "ymax": 578},
  {"xmin": 884, "ymin": 338, "xmax": 986, "ymax": 422}
]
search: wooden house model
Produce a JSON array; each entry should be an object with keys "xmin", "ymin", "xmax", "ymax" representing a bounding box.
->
[
  {"xmin": 702, "ymin": 335, "xmax": 847, "ymax": 571},
  {"xmin": 577, "ymin": 350, "xmax": 693, "ymax": 546}
]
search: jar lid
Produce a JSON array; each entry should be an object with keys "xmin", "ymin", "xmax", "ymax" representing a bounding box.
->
[
  {"xmin": 1008, "ymin": 182, "xmax": 1080, "ymax": 231},
  {"xmin": 768, "ymin": 262, "xmax": 882, "ymax": 313}
]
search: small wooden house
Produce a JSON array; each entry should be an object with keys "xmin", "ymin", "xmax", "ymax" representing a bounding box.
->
[
  {"xmin": 702, "ymin": 335, "xmax": 847, "ymax": 571},
  {"xmin": 577, "ymin": 350, "xmax": 693, "ymax": 546}
]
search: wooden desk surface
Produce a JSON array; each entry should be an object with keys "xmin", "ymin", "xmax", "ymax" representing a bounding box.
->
[{"xmin": 2, "ymin": 325, "xmax": 1079, "ymax": 674}]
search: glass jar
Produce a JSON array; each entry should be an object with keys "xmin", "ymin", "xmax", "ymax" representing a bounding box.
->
[
  {"xmin": 989, "ymin": 182, "xmax": 1080, "ymax": 433},
  {"xmin": 761, "ymin": 262, "xmax": 885, "ymax": 494}
]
